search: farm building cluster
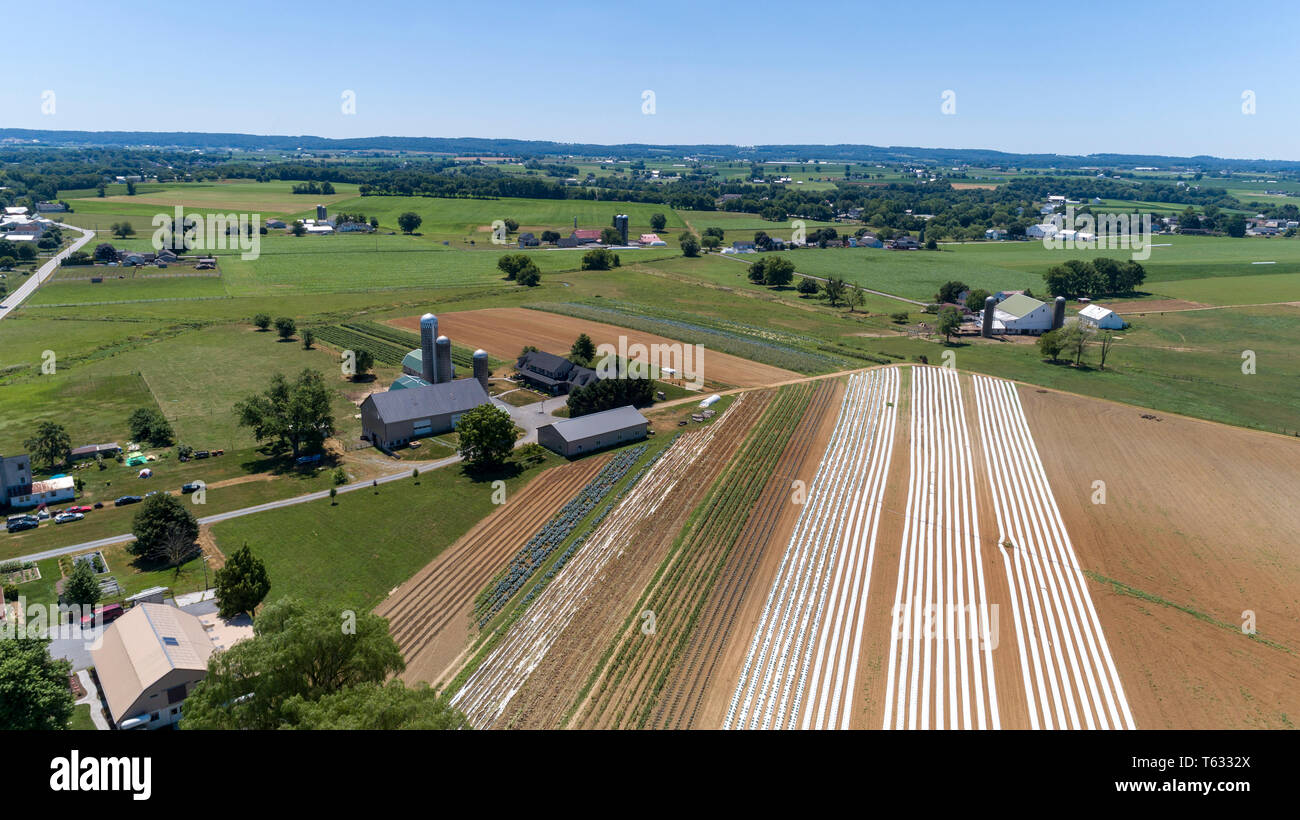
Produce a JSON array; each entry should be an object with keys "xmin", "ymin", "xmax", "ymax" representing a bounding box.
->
[{"xmin": 358, "ymin": 311, "xmax": 650, "ymax": 457}]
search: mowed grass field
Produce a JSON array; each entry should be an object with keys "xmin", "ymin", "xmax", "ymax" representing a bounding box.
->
[{"xmin": 65, "ymin": 180, "xmax": 361, "ymax": 219}]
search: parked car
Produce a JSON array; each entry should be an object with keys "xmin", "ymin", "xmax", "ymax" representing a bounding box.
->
[
  {"xmin": 295, "ymin": 453, "xmax": 322, "ymax": 466},
  {"xmin": 194, "ymin": 450, "xmax": 210, "ymax": 459},
  {"xmin": 181, "ymin": 482, "xmax": 202, "ymax": 494},
  {"xmin": 92, "ymin": 502, "xmax": 104, "ymax": 509},
  {"xmin": 6, "ymin": 516, "xmax": 38, "ymax": 533},
  {"xmin": 54, "ymin": 511, "xmax": 85, "ymax": 524},
  {"xmin": 66, "ymin": 505, "xmax": 93, "ymax": 513},
  {"xmin": 79, "ymin": 603, "xmax": 124, "ymax": 629},
  {"xmin": 113, "ymin": 495, "xmax": 143, "ymax": 507}
]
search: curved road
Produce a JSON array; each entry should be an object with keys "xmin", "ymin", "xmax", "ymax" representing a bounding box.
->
[{"xmin": 0, "ymin": 221, "xmax": 96, "ymax": 320}]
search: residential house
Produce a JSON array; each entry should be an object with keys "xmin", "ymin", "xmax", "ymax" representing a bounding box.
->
[{"xmin": 515, "ymin": 350, "xmax": 601, "ymax": 396}]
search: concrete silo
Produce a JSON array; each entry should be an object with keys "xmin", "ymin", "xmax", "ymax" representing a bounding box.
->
[
  {"xmin": 435, "ymin": 335, "xmax": 453, "ymax": 383},
  {"xmin": 1052, "ymin": 296, "xmax": 1066, "ymax": 330},
  {"xmin": 420, "ymin": 313, "xmax": 438, "ymax": 384},
  {"xmin": 472, "ymin": 349, "xmax": 489, "ymax": 390},
  {"xmin": 982, "ymin": 296, "xmax": 997, "ymax": 338}
]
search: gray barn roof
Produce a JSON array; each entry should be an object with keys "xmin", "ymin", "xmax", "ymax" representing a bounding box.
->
[
  {"xmin": 540, "ymin": 405, "xmax": 648, "ymax": 442},
  {"xmin": 363, "ymin": 378, "xmax": 489, "ymax": 423}
]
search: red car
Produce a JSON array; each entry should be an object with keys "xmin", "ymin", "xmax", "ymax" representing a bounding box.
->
[
  {"xmin": 79, "ymin": 603, "xmax": 124, "ymax": 629},
  {"xmin": 65, "ymin": 505, "xmax": 93, "ymax": 514}
]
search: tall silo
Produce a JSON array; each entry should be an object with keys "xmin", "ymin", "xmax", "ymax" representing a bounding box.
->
[
  {"xmin": 472, "ymin": 349, "xmax": 489, "ymax": 390},
  {"xmin": 1052, "ymin": 296, "xmax": 1066, "ymax": 330},
  {"xmin": 420, "ymin": 313, "xmax": 438, "ymax": 383},
  {"xmin": 435, "ymin": 335, "xmax": 453, "ymax": 384},
  {"xmin": 982, "ymin": 296, "xmax": 996, "ymax": 338}
]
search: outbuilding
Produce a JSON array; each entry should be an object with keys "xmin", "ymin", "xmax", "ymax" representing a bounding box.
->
[
  {"xmin": 360, "ymin": 378, "xmax": 490, "ymax": 449},
  {"xmin": 1077, "ymin": 303, "xmax": 1126, "ymax": 329},
  {"xmin": 537, "ymin": 405, "xmax": 649, "ymax": 457}
]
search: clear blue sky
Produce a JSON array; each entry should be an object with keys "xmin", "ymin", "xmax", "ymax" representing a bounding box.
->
[{"xmin": 7, "ymin": 0, "xmax": 1298, "ymax": 160}]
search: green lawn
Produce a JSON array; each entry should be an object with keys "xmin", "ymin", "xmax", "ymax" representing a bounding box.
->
[
  {"xmin": 209, "ymin": 451, "xmax": 564, "ymax": 611},
  {"xmin": 68, "ymin": 704, "xmax": 98, "ymax": 731}
]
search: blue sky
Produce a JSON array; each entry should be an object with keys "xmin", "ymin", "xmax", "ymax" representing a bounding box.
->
[{"xmin": 6, "ymin": 0, "xmax": 1298, "ymax": 160}]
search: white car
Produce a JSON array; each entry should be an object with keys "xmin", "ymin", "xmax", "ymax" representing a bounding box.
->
[{"xmin": 54, "ymin": 511, "xmax": 84, "ymax": 524}]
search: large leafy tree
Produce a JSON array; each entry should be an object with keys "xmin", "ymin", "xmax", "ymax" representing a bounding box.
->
[
  {"xmin": 63, "ymin": 560, "xmax": 101, "ymax": 608},
  {"xmin": 0, "ymin": 638, "xmax": 74, "ymax": 731},
  {"xmin": 455, "ymin": 405, "xmax": 517, "ymax": 468},
  {"xmin": 283, "ymin": 681, "xmax": 469, "ymax": 730},
  {"xmin": 397, "ymin": 212, "xmax": 422, "ymax": 234},
  {"xmin": 130, "ymin": 493, "xmax": 199, "ymax": 561},
  {"xmin": 935, "ymin": 280, "xmax": 968, "ymax": 304},
  {"xmin": 937, "ymin": 305, "xmax": 963, "ymax": 343},
  {"xmin": 127, "ymin": 407, "xmax": 175, "ymax": 446},
  {"xmin": 25, "ymin": 421, "xmax": 71, "ymax": 470},
  {"xmin": 215, "ymin": 543, "xmax": 271, "ymax": 619},
  {"xmin": 181, "ymin": 598, "xmax": 407, "ymax": 730},
  {"xmin": 235, "ymin": 369, "xmax": 335, "ymax": 457},
  {"xmin": 567, "ymin": 372, "xmax": 655, "ymax": 417}
]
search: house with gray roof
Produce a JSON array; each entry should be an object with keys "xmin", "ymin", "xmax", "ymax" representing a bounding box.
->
[
  {"xmin": 515, "ymin": 350, "xmax": 600, "ymax": 396},
  {"xmin": 537, "ymin": 405, "xmax": 648, "ymax": 457},
  {"xmin": 359, "ymin": 379, "xmax": 490, "ymax": 449}
]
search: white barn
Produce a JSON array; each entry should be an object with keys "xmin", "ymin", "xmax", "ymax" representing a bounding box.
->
[
  {"xmin": 1077, "ymin": 304, "xmax": 1126, "ymax": 329},
  {"xmin": 990, "ymin": 294, "xmax": 1053, "ymax": 335}
]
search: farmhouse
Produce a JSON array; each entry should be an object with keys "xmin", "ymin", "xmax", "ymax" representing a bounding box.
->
[
  {"xmin": 515, "ymin": 350, "xmax": 601, "ymax": 396},
  {"xmin": 36, "ymin": 202, "xmax": 67, "ymax": 213},
  {"xmin": 360, "ymin": 379, "xmax": 490, "ymax": 449},
  {"xmin": 8, "ymin": 475, "xmax": 74, "ymax": 509},
  {"xmin": 731, "ymin": 241, "xmax": 757, "ymax": 253},
  {"xmin": 517, "ymin": 232, "xmax": 539, "ymax": 248},
  {"xmin": 857, "ymin": 234, "xmax": 883, "ymax": 248},
  {"xmin": 1077, "ymin": 303, "xmax": 1126, "ymax": 329},
  {"xmin": 888, "ymin": 236, "xmax": 920, "ymax": 250},
  {"xmin": 69, "ymin": 442, "xmax": 121, "ymax": 462},
  {"xmin": 265, "ymin": 218, "xmax": 286, "ymax": 229},
  {"xmin": 537, "ymin": 405, "xmax": 649, "ymax": 457},
  {"xmin": 91, "ymin": 603, "xmax": 246, "ymax": 730},
  {"xmin": 989, "ymin": 293, "xmax": 1053, "ymax": 335},
  {"xmin": 572, "ymin": 229, "xmax": 602, "ymax": 244}
]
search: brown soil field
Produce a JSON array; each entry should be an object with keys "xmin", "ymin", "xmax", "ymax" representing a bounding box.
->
[
  {"xmin": 657, "ymin": 378, "xmax": 844, "ymax": 729},
  {"xmin": 388, "ymin": 307, "xmax": 798, "ymax": 388},
  {"xmin": 375, "ymin": 454, "xmax": 611, "ymax": 686},
  {"xmin": 1019, "ymin": 385, "xmax": 1300, "ymax": 728},
  {"xmin": 453, "ymin": 392, "xmax": 773, "ymax": 728}
]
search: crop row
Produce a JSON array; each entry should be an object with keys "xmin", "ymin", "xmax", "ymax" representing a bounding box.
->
[
  {"xmin": 474, "ymin": 444, "xmax": 650, "ymax": 626},
  {"xmin": 581, "ymin": 384, "xmax": 815, "ymax": 727},
  {"xmin": 311, "ymin": 325, "xmax": 409, "ymax": 365}
]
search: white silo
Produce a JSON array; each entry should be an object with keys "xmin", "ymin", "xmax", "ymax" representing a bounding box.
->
[
  {"xmin": 435, "ymin": 335, "xmax": 453, "ymax": 384},
  {"xmin": 472, "ymin": 349, "xmax": 489, "ymax": 389},
  {"xmin": 420, "ymin": 313, "xmax": 438, "ymax": 383}
]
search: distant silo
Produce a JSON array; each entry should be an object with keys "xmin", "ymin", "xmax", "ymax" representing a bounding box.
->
[
  {"xmin": 435, "ymin": 335, "xmax": 453, "ymax": 384},
  {"xmin": 420, "ymin": 313, "xmax": 438, "ymax": 383},
  {"xmin": 472, "ymin": 349, "xmax": 489, "ymax": 389},
  {"xmin": 614, "ymin": 214, "xmax": 629, "ymax": 245},
  {"xmin": 1052, "ymin": 296, "xmax": 1066, "ymax": 330},
  {"xmin": 316, "ymin": 204, "xmax": 327, "ymax": 221},
  {"xmin": 982, "ymin": 296, "xmax": 996, "ymax": 338}
]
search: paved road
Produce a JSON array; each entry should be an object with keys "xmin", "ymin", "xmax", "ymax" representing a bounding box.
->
[
  {"xmin": 13, "ymin": 451, "xmax": 465, "ymax": 563},
  {"xmin": 0, "ymin": 222, "xmax": 95, "ymax": 320}
]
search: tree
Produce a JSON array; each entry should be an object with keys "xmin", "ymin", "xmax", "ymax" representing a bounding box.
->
[
  {"xmin": 0, "ymin": 638, "xmax": 74, "ymax": 731},
  {"xmin": 455, "ymin": 404, "xmax": 517, "ymax": 469},
  {"xmin": 935, "ymin": 280, "xmax": 968, "ymax": 305},
  {"xmin": 180, "ymin": 598, "xmax": 406, "ymax": 730},
  {"xmin": 600, "ymin": 227, "xmax": 623, "ymax": 245},
  {"xmin": 110, "ymin": 222, "xmax": 135, "ymax": 239},
  {"xmin": 282, "ymin": 681, "xmax": 469, "ymax": 730},
  {"xmin": 291, "ymin": 221, "xmax": 306, "ymax": 237},
  {"xmin": 0, "ymin": 256, "xmax": 15, "ymax": 272},
  {"xmin": 754, "ymin": 256, "xmax": 795, "ymax": 287},
  {"xmin": 93, "ymin": 242, "xmax": 118, "ymax": 263},
  {"xmin": 822, "ymin": 276, "xmax": 847, "ymax": 307},
  {"xmin": 1225, "ymin": 214, "xmax": 1247, "ymax": 238},
  {"xmin": 274, "ymin": 316, "xmax": 296, "ymax": 340},
  {"xmin": 797, "ymin": 276, "xmax": 820, "ymax": 296},
  {"xmin": 846, "ymin": 286, "xmax": 865, "ymax": 312},
  {"xmin": 328, "ymin": 486, "xmax": 337, "ymax": 505},
  {"xmin": 496, "ymin": 253, "xmax": 529, "ymax": 280},
  {"xmin": 215, "ymin": 544, "xmax": 271, "ymax": 618},
  {"xmin": 541, "ymin": 230, "xmax": 561, "ymax": 244},
  {"xmin": 397, "ymin": 212, "xmax": 422, "ymax": 234},
  {"xmin": 516, "ymin": 266, "xmax": 541, "ymax": 287},
  {"xmin": 581, "ymin": 248, "xmax": 616, "ymax": 270},
  {"xmin": 680, "ymin": 234, "xmax": 701, "ymax": 257},
  {"xmin": 570, "ymin": 333, "xmax": 596, "ymax": 366},
  {"xmin": 1037, "ymin": 329, "xmax": 1064, "ymax": 362},
  {"xmin": 127, "ymin": 407, "xmax": 175, "ymax": 446},
  {"xmin": 235, "ymin": 369, "xmax": 335, "ymax": 457},
  {"xmin": 301, "ymin": 329, "xmax": 315, "ymax": 349},
  {"xmin": 503, "ymin": 218, "xmax": 518, "ymax": 233},
  {"xmin": 253, "ymin": 313, "xmax": 272, "ymax": 331},
  {"xmin": 129, "ymin": 493, "xmax": 199, "ymax": 561},
  {"xmin": 1098, "ymin": 332, "xmax": 1115, "ymax": 370},
  {"xmin": 126, "ymin": 181, "xmax": 136, "ymax": 196},
  {"xmin": 24, "ymin": 421, "xmax": 71, "ymax": 470},
  {"xmin": 352, "ymin": 348, "xmax": 374, "ymax": 380},
  {"xmin": 1060, "ymin": 321, "xmax": 1094, "ymax": 366},
  {"xmin": 650, "ymin": 213, "xmax": 667, "ymax": 231},
  {"xmin": 965, "ymin": 288, "xmax": 991, "ymax": 312},
  {"xmin": 937, "ymin": 305, "xmax": 963, "ymax": 343},
  {"xmin": 64, "ymin": 560, "xmax": 101, "ymax": 608}
]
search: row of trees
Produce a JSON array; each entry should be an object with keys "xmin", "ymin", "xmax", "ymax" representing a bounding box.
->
[
  {"xmin": 496, "ymin": 253, "xmax": 541, "ymax": 285},
  {"xmin": 1043, "ymin": 258, "xmax": 1146, "ymax": 299},
  {"xmin": 1037, "ymin": 323, "xmax": 1116, "ymax": 370}
]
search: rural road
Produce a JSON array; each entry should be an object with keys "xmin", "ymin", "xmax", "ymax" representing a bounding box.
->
[
  {"xmin": 0, "ymin": 221, "xmax": 95, "ymax": 320},
  {"xmin": 12, "ymin": 451, "xmax": 466, "ymax": 563}
]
